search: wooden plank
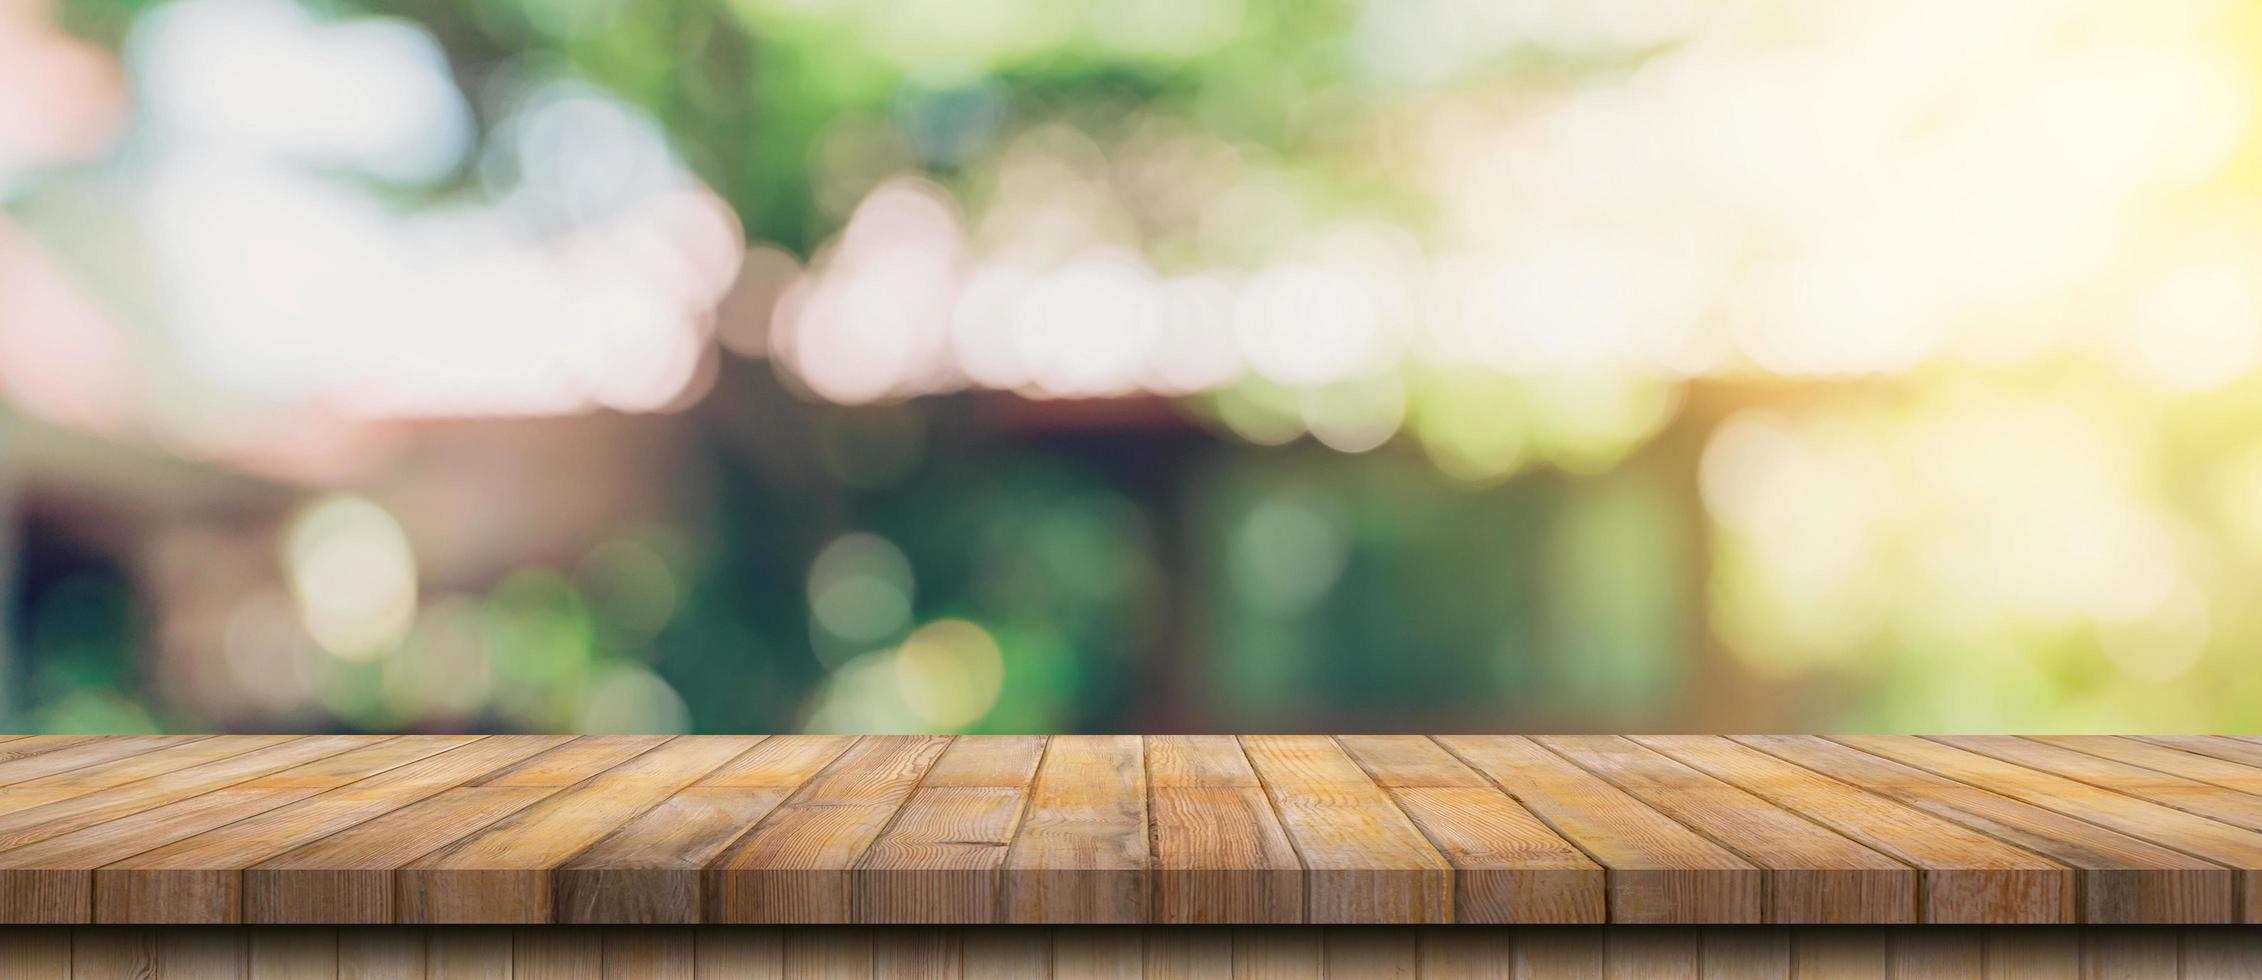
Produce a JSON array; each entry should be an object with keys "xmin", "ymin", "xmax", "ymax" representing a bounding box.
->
[
  {"xmin": 921, "ymin": 736, "xmax": 1045, "ymax": 788},
  {"xmin": 164, "ymin": 926, "xmax": 251, "ymax": 976},
  {"xmin": 557, "ymin": 736, "xmax": 851, "ymax": 924},
  {"xmin": 1053, "ymin": 927, "xmax": 1141, "ymax": 979},
  {"xmin": 1338, "ymin": 735, "xmax": 1603, "ymax": 924},
  {"xmin": 2078, "ymin": 926, "xmax": 2177, "ymax": 979},
  {"xmin": 1240, "ymin": 736, "xmax": 1450, "ymax": 924},
  {"xmin": 780, "ymin": 926, "xmax": 870, "ymax": 977},
  {"xmin": 1789, "ymin": 926, "xmax": 1884, "ymax": 979},
  {"xmin": 1741, "ymin": 736, "xmax": 2233, "ymax": 924},
  {"xmin": 339, "ymin": 928, "xmax": 425, "ymax": 980},
  {"xmin": 1323, "ymin": 925, "xmax": 1414, "ymax": 977},
  {"xmin": 96, "ymin": 736, "xmax": 562, "ymax": 923},
  {"xmin": 400, "ymin": 737, "xmax": 761, "ymax": 923},
  {"xmin": 1437, "ymin": 735, "xmax": 1764, "ymax": 924},
  {"xmin": 1891, "ymin": 929, "xmax": 1984, "ymax": 979},
  {"xmin": 1943, "ymin": 736, "xmax": 2262, "ymax": 832},
  {"xmin": 2136, "ymin": 735, "xmax": 2262, "ymax": 771},
  {"xmin": 693, "ymin": 927, "xmax": 782, "ymax": 979},
  {"xmin": 2187, "ymin": 925, "xmax": 2262, "ymax": 977},
  {"xmin": 0, "ymin": 736, "xmax": 378, "ymax": 852},
  {"xmin": 0, "ymin": 736, "xmax": 297, "ymax": 819},
  {"xmin": 1147, "ymin": 735, "xmax": 1300, "ymax": 925},
  {"xmin": 1635, "ymin": 735, "xmax": 2068, "ymax": 924},
  {"xmin": 1842, "ymin": 736, "xmax": 2262, "ymax": 921},
  {"xmin": 1414, "ymin": 925, "xmax": 1511, "ymax": 979},
  {"xmin": 515, "ymin": 926, "xmax": 600, "ymax": 980},
  {"xmin": 0, "ymin": 925, "xmax": 67, "ymax": 979},
  {"xmin": 427, "ymin": 926, "xmax": 511, "ymax": 979},
  {"xmin": 964, "ymin": 929, "xmax": 1049, "ymax": 979},
  {"xmin": 248, "ymin": 787, "xmax": 557, "ymax": 925},
  {"xmin": 1145, "ymin": 927, "xmax": 1229, "ymax": 979},
  {"xmin": 472, "ymin": 737, "xmax": 671, "ymax": 787},
  {"xmin": 1229, "ymin": 926, "xmax": 1319, "ymax": 978},
  {"xmin": 253, "ymin": 737, "xmax": 697, "ymax": 925},
  {"xmin": 71, "ymin": 925, "xmax": 156, "ymax": 978},
  {"xmin": 1513, "ymin": 925, "xmax": 1604, "ymax": 978},
  {"xmin": 0, "ymin": 737, "xmax": 107, "ymax": 764},
  {"xmin": 1000, "ymin": 735, "xmax": 1150, "ymax": 924},
  {"xmin": 1604, "ymin": 926, "xmax": 1700, "ymax": 979},
  {"xmin": 1704, "ymin": 926, "xmax": 1788, "ymax": 980},
  {"xmin": 870, "ymin": 926, "xmax": 958, "ymax": 979},
  {"xmin": 855, "ymin": 737, "xmax": 1044, "ymax": 924},
  {"xmin": 605, "ymin": 926, "xmax": 694, "ymax": 979},
  {"xmin": 2043, "ymin": 736, "xmax": 2262, "ymax": 794},
  {"xmin": 1540, "ymin": 735, "xmax": 1912, "ymax": 924},
  {"xmin": 250, "ymin": 926, "xmax": 338, "ymax": 978},
  {"xmin": 1983, "ymin": 926, "xmax": 2078, "ymax": 979},
  {"xmin": 0, "ymin": 738, "xmax": 454, "ymax": 924},
  {"xmin": 707, "ymin": 735, "xmax": 953, "ymax": 924},
  {"xmin": 0, "ymin": 736, "xmax": 198, "ymax": 788}
]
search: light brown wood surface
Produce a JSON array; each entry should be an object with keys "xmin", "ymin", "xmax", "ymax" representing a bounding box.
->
[
  {"xmin": 1000, "ymin": 735, "xmax": 1149, "ymax": 924},
  {"xmin": 1336, "ymin": 735, "xmax": 1602, "ymax": 924},
  {"xmin": 1241, "ymin": 735, "xmax": 1452, "ymax": 924},
  {"xmin": 1740, "ymin": 736, "xmax": 2234, "ymax": 924},
  {"xmin": 1633, "ymin": 735, "xmax": 2068, "ymax": 923},
  {"xmin": 0, "ymin": 735, "xmax": 2257, "ymax": 924},
  {"xmin": 1435, "ymin": 735, "xmax": 1764, "ymax": 923},
  {"xmin": 1536, "ymin": 735, "xmax": 1913, "ymax": 924},
  {"xmin": 1146, "ymin": 735, "xmax": 1300, "ymax": 925}
]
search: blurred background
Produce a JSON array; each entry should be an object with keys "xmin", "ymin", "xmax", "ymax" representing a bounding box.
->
[{"xmin": 3, "ymin": 0, "xmax": 2261, "ymax": 735}]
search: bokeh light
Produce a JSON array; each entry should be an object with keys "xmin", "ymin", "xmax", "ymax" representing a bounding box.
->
[
  {"xmin": 10, "ymin": 0, "xmax": 2262, "ymax": 736},
  {"xmin": 281, "ymin": 495, "xmax": 417, "ymax": 662}
]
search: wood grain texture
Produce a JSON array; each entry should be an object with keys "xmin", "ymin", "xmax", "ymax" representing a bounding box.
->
[
  {"xmin": 0, "ymin": 925, "xmax": 67, "ymax": 980},
  {"xmin": 248, "ymin": 786, "xmax": 561, "ymax": 925},
  {"xmin": 1436, "ymin": 736, "xmax": 1764, "ymax": 924},
  {"xmin": 0, "ymin": 736, "xmax": 376, "ymax": 855},
  {"xmin": 1337, "ymin": 735, "xmax": 1602, "ymax": 924},
  {"xmin": 1001, "ymin": 736, "xmax": 1150, "ymax": 925},
  {"xmin": 1840, "ymin": 736, "xmax": 2262, "ymax": 921},
  {"xmin": 558, "ymin": 736, "xmax": 851, "ymax": 924},
  {"xmin": 400, "ymin": 737, "xmax": 760, "ymax": 924},
  {"xmin": 1890, "ymin": 929, "xmax": 1983, "ymax": 979},
  {"xmin": 96, "ymin": 736, "xmax": 560, "ymax": 924},
  {"xmin": 856, "ymin": 737, "xmax": 1044, "ymax": 924},
  {"xmin": 2040, "ymin": 736, "xmax": 2262, "ymax": 795},
  {"xmin": 0, "ymin": 736, "xmax": 299, "ymax": 820},
  {"xmin": 1741, "ymin": 736, "xmax": 2233, "ymax": 924},
  {"xmin": 2136, "ymin": 735, "xmax": 2262, "ymax": 771},
  {"xmin": 1538, "ymin": 736, "xmax": 1912, "ymax": 924},
  {"xmin": 692, "ymin": 926, "xmax": 781, "ymax": 979},
  {"xmin": 514, "ymin": 925, "xmax": 599, "ymax": 979},
  {"xmin": 11, "ymin": 736, "xmax": 2262, "ymax": 927},
  {"xmin": 1634, "ymin": 736, "xmax": 2068, "ymax": 924},
  {"xmin": 1943, "ymin": 736, "xmax": 2262, "ymax": 833},
  {"xmin": 0, "ymin": 737, "xmax": 200, "ymax": 790},
  {"xmin": 339, "ymin": 927, "xmax": 425, "ymax": 979},
  {"xmin": 605, "ymin": 925, "xmax": 693, "ymax": 979},
  {"xmin": 706, "ymin": 735, "xmax": 953, "ymax": 924},
  {"xmin": 1241, "ymin": 736, "xmax": 1451, "ymax": 924},
  {"xmin": 0, "ymin": 738, "xmax": 106, "ymax": 764},
  {"xmin": 250, "ymin": 925, "xmax": 337, "ymax": 978},
  {"xmin": 1147, "ymin": 736, "xmax": 1300, "ymax": 925},
  {"xmin": 0, "ymin": 737, "xmax": 442, "ymax": 924}
]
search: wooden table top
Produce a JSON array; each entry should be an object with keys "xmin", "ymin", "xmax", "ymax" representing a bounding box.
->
[{"xmin": 0, "ymin": 734, "xmax": 2257, "ymax": 926}]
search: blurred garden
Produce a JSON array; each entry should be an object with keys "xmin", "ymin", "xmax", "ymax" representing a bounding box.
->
[{"xmin": 6, "ymin": 0, "xmax": 2262, "ymax": 735}]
